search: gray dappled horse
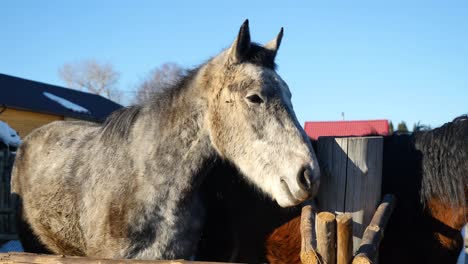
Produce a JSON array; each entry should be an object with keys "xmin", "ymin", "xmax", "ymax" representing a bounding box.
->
[{"xmin": 11, "ymin": 20, "xmax": 320, "ymax": 260}]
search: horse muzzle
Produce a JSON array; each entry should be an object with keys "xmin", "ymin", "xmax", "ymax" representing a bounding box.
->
[
  {"xmin": 298, "ymin": 165, "xmax": 320, "ymax": 198},
  {"xmin": 277, "ymin": 164, "xmax": 320, "ymax": 207}
]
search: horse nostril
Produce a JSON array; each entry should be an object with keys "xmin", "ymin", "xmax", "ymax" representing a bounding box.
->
[{"xmin": 298, "ymin": 166, "xmax": 313, "ymax": 191}]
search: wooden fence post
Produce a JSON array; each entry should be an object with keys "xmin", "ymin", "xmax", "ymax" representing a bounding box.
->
[
  {"xmin": 316, "ymin": 212, "xmax": 336, "ymax": 264},
  {"xmin": 336, "ymin": 214, "xmax": 353, "ymax": 264},
  {"xmin": 317, "ymin": 137, "xmax": 383, "ymax": 253},
  {"xmin": 300, "ymin": 204, "xmax": 320, "ymax": 264}
]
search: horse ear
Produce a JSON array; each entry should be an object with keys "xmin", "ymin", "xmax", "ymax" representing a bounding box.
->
[
  {"xmin": 228, "ymin": 19, "xmax": 251, "ymax": 63},
  {"xmin": 264, "ymin": 27, "xmax": 283, "ymax": 57}
]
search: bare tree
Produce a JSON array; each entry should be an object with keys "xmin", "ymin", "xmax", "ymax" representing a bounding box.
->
[
  {"xmin": 133, "ymin": 63, "xmax": 186, "ymax": 104},
  {"xmin": 59, "ymin": 59, "xmax": 122, "ymax": 103}
]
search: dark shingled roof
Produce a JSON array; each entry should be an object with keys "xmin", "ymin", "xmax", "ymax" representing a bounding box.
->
[{"xmin": 0, "ymin": 73, "xmax": 122, "ymax": 122}]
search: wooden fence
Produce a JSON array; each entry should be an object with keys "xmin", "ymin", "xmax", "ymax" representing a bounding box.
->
[
  {"xmin": 300, "ymin": 194, "xmax": 395, "ymax": 264},
  {"xmin": 0, "ymin": 253, "xmax": 237, "ymax": 264},
  {"xmin": 317, "ymin": 137, "xmax": 383, "ymax": 253},
  {"xmin": 0, "ymin": 145, "xmax": 17, "ymax": 241}
]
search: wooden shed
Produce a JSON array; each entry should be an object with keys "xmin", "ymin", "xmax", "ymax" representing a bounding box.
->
[{"xmin": 0, "ymin": 73, "xmax": 122, "ymax": 137}]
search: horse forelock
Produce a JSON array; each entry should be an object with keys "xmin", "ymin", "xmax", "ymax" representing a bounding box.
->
[
  {"xmin": 242, "ymin": 43, "xmax": 277, "ymax": 70},
  {"xmin": 208, "ymin": 42, "xmax": 277, "ymax": 74}
]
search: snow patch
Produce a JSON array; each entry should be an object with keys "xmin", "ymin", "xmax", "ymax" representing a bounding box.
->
[
  {"xmin": 43, "ymin": 92, "xmax": 90, "ymax": 114},
  {"xmin": 0, "ymin": 240, "xmax": 23, "ymax": 252},
  {"xmin": 0, "ymin": 121, "xmax": 21, "ymax": 147}
]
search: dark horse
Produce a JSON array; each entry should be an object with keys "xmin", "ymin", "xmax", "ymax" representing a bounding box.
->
[
  {"xmin": 266, "ymin": 115, "xmax": 467, "ymax": 264},
  {"xmin": 378, "ymin": 115, "xmax": 467, "ymax": 263},
  {"xmin": 198, "ymin": 115, "xmax": 467, "ymax": 263},
  {"xmin": 11, "ymin": 20, "xmax": 321, "ymax": 260}
]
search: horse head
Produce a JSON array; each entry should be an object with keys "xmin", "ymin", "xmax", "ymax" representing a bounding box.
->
[{"xmin": 203, "ymin": 20, "xmax": 320, "ymax": 207}]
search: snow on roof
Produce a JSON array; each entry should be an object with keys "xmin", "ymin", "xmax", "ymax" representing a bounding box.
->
[
  {"xmin": 0, "ymin": 121, "xmax": 21, "ymax": 147},
  {"xmin": 43, "ymin": 92, "xmax": 90, "ymax": 114}
]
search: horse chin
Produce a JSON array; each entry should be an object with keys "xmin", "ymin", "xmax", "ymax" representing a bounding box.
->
[
  {"xmin": 275, "ymin": 194, "xmax": 303, "ymax": 208},
  {"xmin": 275, "ymin": 180, "xmax": 308, "ymax": 208}
]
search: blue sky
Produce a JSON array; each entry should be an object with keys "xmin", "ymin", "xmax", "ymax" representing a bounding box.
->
[{"xmin": 1, "ymin": 1, "xmax": 467, "ymax": 129}]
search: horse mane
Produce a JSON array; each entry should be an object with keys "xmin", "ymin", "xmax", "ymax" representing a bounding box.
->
[
  {"xmin": 149, "ymin": 68, "xmax": 200, "ymax": 105},
  {"xmin": 452, "ymin": 114, "xmax": 468, "ymax": 123},
  {"xmin": 416, "ymin": 114, "xmax": 468, "ymax": 208},
  {"xmin": 100, "ymin": 105, "xmax": 142, "ymax": 143},
  {"xmin": 99, "ymin": 67, "xmax": 201, "ymax": 144},
  {"xmin": 99, "ymin": 43, "xmax": 278, "ymax": 144}
]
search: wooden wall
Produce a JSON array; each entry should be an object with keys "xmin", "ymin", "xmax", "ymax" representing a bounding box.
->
[
  {"xmin": 0, "ymin": 147, "xmax": 17, "ymax": 241},
  {"xmin": 0, "ymin": 108, "xmax": 63, "ymax": 137}
]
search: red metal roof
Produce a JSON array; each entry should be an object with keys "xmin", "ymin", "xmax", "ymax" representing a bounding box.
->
[{"xmin": 304, "ymin": 120, "xmax": 389, "ymax": 140}]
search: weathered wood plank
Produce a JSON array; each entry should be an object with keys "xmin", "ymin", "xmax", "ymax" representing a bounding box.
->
[
  {"xmin": 317, "ymin": 137, "xmax": 348, "ymax": 214},
  {"xmin": 317, "ymin": 137, "xmax": 383, "ymax": 254},
  {"xmin": 0, "ymin": 148, "xmax": 15, "ymax": 237},
  {"xmin": 344, "ymin": 137, "xmax": 383, "ymax": 253}
]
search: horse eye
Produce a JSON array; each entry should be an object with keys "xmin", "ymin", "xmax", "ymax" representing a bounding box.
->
[{"xmin": 246, "ymin": 94, "xmax": 264, "ymax": 104}]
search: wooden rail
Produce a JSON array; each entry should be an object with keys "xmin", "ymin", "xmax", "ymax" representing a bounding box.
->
[
  {"xmin": 0, "ymin": 252, "xmax": 236, "ymax": 264},
  {"xmin": 352, "ymin": 194, "xmax": 396, "ymax": 264}
]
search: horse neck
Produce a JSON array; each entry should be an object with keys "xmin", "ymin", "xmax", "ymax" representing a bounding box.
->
[{"xmin": 130, "ymin": 75, "xmax": 217, "ymax": 205}]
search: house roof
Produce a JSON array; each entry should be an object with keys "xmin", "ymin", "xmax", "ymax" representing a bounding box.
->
[
  {"xmin": 304, "ymin": 119, "xmax": 389, "ymax": 140},
  {"xmin": 0, "ymin": 73, "xmax": 122, "ymax": 122}
]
